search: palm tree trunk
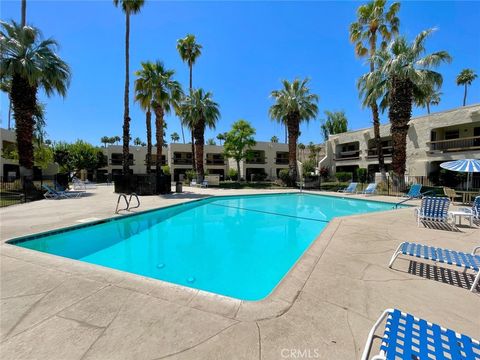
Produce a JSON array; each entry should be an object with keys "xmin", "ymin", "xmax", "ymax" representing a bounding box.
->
[
  {"xmin": 427, "ymin": 102, "xmax": 430, "ymax": 114},
  {"xmin": 463, "ymin": 84, "xmax": 467, "ymax": 106},
  {"xmin": 11, "ymin": 74, "xmax": 36, "ymax": 179},
  {"xmin": 21, "ymin": 0, "xmax": 26, "ymax": 26},
  {"xmin": 369, "ymin": 34, "xmax": 386, "ymax": 181},
  {"xmin": 180, "ymin": 125, "xmax": 185, "ymax": 144},
  {"xmin": 389, "ymin": 76, "xmax": 413, "ymax": 189},
  {"xmin": 154, "ymin": 106, "xmax": 165, "ymax": 174},
  {"xmin": 236, "ymin": 160, "xmax": 241, "ymax": 181},
  {"xmin": 146, "ymin": 109, "xmax": 152, "ymax": 174},
  {"xmin": 287, "ymin": 117, "xmax": 299, "ymax": 186},
  {"xmin": 284, "ymin": 124, "xmax": 287, "ymax": 144},
  {"xmin": 7, "ymin": 97, "xmax": 12, "ymax": 129},
  {"xmin": 193, "ymin": 120, "xmax": 205, "ymax": 181},
  {"xmin": 189, "ymin": 63, "xmax": 195, "ymax": 170},
  {"xmin": 122, "ymin": 11, "xmax": 131, "ymax": 175}
]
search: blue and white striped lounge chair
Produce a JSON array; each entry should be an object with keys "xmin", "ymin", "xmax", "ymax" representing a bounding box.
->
[
  {"xmin": 42, "ymin": 185, "xmax": 82, "ymax": 199},
  {"xmin": 338, "ymin": 182, "xmax": 358, "ymax": 194},
  {"xmin": 388, "ymin": 242, "xmax": 480, "ymax": 292},
  {"xmin": 361, "ymin": 183, "xmax": 377, "ymax": 195},
  {"xmin": 461, "ymin": 195, "xmax": 480, "ymax": 220},
  {"xmin": 361, "ymin": 308, "xmax": 480, "ymax": 360},
  {"xmin": 414, "ymin": 196, "xmax": 450, "ymax": 227},
  {"xmin": 403, "ymin": 183, "xmax": 422, "ymax": 198}
]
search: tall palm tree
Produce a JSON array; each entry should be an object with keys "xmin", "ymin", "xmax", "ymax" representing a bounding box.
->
[
  {"xmin": 350, "ymin": 0, "xmax": 400, "ymax": 180},
  {"xmin": 180, "ymin": 89, "xmax": 220, "ymax": 181},
  {"xmin": 0, "ymin": 21, "xmax": 70, "ymax": 178},
  {"xmin": 113, "ymin": 0, "xmax": 144, "ymax": 174},
  {"xmin": 21, "ymin": 0, "xmax": 26, "ymax": 26},
  {"xmin": 170, "ymin": 132, "xmax": 180, "ymax": 143},
  {"xmin": 456, "ymin": 68, "xmax": 477, "ymax": 106},
  {"xmin": 269, "ymin": 79, "xmax": 318, "ymax": 185},
  {"xmin": 270, "ymin": 135, "xmax": 279, "ymax": 143},
  {"xmin": 415, "ymin": 83, "xmax": 442, "ymax": 114},
  {"xmin": 363, "ymin": 29, "xmax": 451, "ymax": 185},
  {"xmin": 134, "ymin": 61, "xmax": 155, "ymax": 173},
  {"xmin": 177, "ymin": 34, "xmax": 202, "ymax": 164},
  {"xmin": 140, "ymin": 61, "xmax": 183, "ymax": 174}
]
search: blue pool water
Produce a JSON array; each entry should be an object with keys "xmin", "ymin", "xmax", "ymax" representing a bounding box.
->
[{"xmin": 10, "ymin": 193, "xmax": 399, "ymax": 300}]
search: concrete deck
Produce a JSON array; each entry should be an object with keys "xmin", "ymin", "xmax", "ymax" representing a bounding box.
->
[{"xmin": 1, "ymin": 186, "xmax": 479, "ymax": 360}]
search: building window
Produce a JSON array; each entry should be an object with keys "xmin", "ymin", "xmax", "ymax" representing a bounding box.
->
[{"xmin": 444, "ymin": 129, "xmax": 459, "ymax": 140}]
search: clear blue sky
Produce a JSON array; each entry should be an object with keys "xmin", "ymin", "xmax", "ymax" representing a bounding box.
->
[{"xmin": 1, "ymin": 0, "xmax": 479, "ymax": 146}]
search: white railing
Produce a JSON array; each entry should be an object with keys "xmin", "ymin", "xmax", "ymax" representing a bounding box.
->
[{"xmin": 428, "ymin": 136, "xmax": 480, "ymax": 152}]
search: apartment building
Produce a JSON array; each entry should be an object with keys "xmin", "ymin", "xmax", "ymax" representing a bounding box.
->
[
  {"xmin": 0, "ymin": 128, "xmax": 58, "ymax": 180},
  {"xmin": 321, "ymin": 104, "xmax": 480, "ymax": 179}
]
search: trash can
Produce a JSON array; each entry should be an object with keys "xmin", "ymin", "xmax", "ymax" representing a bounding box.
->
[{"xmin": 176, "ymin": 181, "xmax": 183, "ymax": 193}]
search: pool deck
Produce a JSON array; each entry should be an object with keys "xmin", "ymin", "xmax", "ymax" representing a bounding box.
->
[{"xmin": 1, "ymin": 186, "xmax": 479, "ymax": 359}]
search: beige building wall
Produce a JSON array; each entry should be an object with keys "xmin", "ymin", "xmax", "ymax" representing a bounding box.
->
[{"xmin": 322, "ymin": 104, "xmax": 480, "ymax": 178}]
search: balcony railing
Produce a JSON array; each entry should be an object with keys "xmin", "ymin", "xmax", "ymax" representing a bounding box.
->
[
  {"xmin": 275, "ymin": 158, "xmax": 289, "ymax": 165},
  {"xmin": 367, "ymin": 146, "xmax": 393, "ymax": 158},
  {"xmin": 206, "ymin": 159, "xmax": 226, "ymax": 165},
  {"xmin": 144, "ymin": 160, "xmax": 166, "ymax": 165},
  {"xmin": 246, "ymin": 158, "xmax": 267, "ymax": 164},
  {"xmin": 110, "ymin": 159, "xmax": 134, "ymax": 166},
  {"xmin": 172, "ymin": 158, "xmax": 192, "ymax": 165},
  {"xmin": 334, "ymin": 150, "xmax": 360, "ymax": 161},
  {"xmin": 428, "ymin": 136, "xmax": 480, "ymax": 152}
]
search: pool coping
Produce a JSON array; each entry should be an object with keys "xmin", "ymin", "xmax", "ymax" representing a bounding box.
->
[{"xmin": 1, "ymin": 191, "xmax": 414, "ymax": 321}]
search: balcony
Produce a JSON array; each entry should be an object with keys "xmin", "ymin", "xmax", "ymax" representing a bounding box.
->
[
  {"xmin": 110, "ymin": 159, "xmax": 134, "ymax": 166},
  {"xmin": 206, "ymin": 159, "xmax": 226, "ymax": 165},
  {"xmin": 334, "ymin": 150, "xmax": 360, "ymax": 161},
  {"xmin": 172, "ymin": 158, "xmax": 192, "ymax": 165},
  {"xmin": 275, "ymin": 158, "xmax": 289, "ymax": 165},
  {"xmin": 428, "ymin": 136, "xmax": 480, "ymax": 152},
  {"xmin": 246, "ymin": 158, "xmax": 267, "ymax": 164},
  {"xmin": 367, "ymin": 146, "xmax": 393, "ymax": 158}
]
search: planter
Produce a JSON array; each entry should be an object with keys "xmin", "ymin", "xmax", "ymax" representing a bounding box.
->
[{"xmin": 114, "ymin": 174, "xmax": 171, "ymax": 195}]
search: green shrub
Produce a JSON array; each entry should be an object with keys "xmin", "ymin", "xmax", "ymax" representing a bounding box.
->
[
  {"xmin": 185, "ymin": 169, "xmax": 197, "ymax": 182},
  {"xmin": 355, "ymin": 168, "xmax": 368, "ymax": 183},
  {"xmin": 278, "ymin": 169, "xmax": 291, "ymax": 184},
  {"xmin": 319, "ymin": 166, "xmax": 329, "ymax": 179},
  {"xmin": 302, "ymin": 159, "xmax": 316, "ymax": 177},
  {"xmin": 161, "ymin": 165, "xmax": 171, "ymax": 176},
  {"xmin": 227, "ymin": 168, "xmax": 238, "ymax": 180},
  {"xmin": 335, "ymin": 172, "xmax": 352, "ymax": 182}
]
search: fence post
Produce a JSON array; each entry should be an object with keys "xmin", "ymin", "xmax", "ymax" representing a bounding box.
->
[{"xmin": 387, "ymin": 180, "xmax": 390, "ymax": 196}]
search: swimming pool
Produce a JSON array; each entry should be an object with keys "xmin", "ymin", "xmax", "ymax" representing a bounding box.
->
[{"xmin": 9, "ymin": 193, "xmax": 400, "ymax": 300}]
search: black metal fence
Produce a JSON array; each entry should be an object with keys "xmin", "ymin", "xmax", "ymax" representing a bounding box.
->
[{"xmin": 0, "ymin": 176, "xmax": 58, "ymax": 208}]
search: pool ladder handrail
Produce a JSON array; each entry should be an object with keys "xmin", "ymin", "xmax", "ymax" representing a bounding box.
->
[
  {"xmin": 393, "ymin": 190, "xmax": 436, "ymax": 209},
  {"xmin": 115, "ymin": 193, "xmax": 140, "ymax": 214}
]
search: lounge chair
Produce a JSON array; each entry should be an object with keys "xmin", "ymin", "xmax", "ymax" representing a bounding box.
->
[
  {"xmin": 443, "ymin": 186, "xmax": 462, "ymax": 203},
  {"xmin": 388, "ymin": 242, "xmax": 480, "ymax": 292},
  {"xmin": 201, "ymin": 180, "xmax": 208, "ymax": 188},
  {"xmin": 461, "ymin": 195, "xmax": 480, "ymax": 220},
  {"xmin": 403, "ymin": 183, "xmax": 422, "ymax": 198},
  {"xmin": 72, "ymin": 177, "xmax": 96, "ymax": 190},
  {"xmin": 42, "ymin": 185, "xmax": 82, "ymax": 199},
  {"xmin": 337, "ymin": 182, "xmax": 357, "ymax": 194},
  {"xmin": 414, "ymin": 196, "xmax": 450, "ymax": 227},
  {"xmin": 361, "ymin": 308, "xmax": 480, "ymax": 360},
  {"xmin": 361, "ymin": 183, "xmax": 377, "ymax": 195},
  {"xmin": 190, "ymin": 179, "xmax": 197, "ymax": 187}
]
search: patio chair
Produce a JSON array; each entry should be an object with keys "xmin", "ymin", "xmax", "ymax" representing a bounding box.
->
[
  {"xmin": 443, "ymin": 186, "xmax": 462, "ymax": 203},
  {"xmin": 388, "ymin": 242, "xmax": 480, "ymax": 292},
  {"xmin": 361, "ymin": 308, "xmax": 480, "ymax": 360},
  {"xmin": 361, "ymin": 183, "xmax": 377, "ymax": 195},
  {"xmin": 42, "ymin": 185, "xmax": 82, "ymax": 200},
  {"xmin": 414, "ymin": 196, "xmax": 450, "ymax": 227},
  {"xmin": 403, "ymin": 183, "xmax": 422, "ymax": 198},
  {"xmin": 190, "ymin": 179, "xmax": 197, "ymax": 187},
  {"xmin": 461, "ymin": 195, "xmax": 480, "ymax": 220},
  {"xmin": 337, "ymin": 182, "xmax": 358, "ymax": 194},
  {"xmin": 201, "ymin": 180, "xmax": 208, "ymax": 188},
  {"xmin": 72, "ymin": 177, "xmax": 96, "ymax": 190}
]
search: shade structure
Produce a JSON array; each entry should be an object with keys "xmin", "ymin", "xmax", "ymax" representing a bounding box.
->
[
  {"xmin": 440, "ymin": 159, "xmax": 480, "ymax": 173},
  {"xmin": 440, "ymin": 159, "xmax": 480, "ymax": 192}
]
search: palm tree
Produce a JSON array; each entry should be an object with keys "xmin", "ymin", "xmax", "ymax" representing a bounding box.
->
[
  {"xmin": 298, "ymin": 142, "xmax": 305, "ymax": 161},
  {"xmin": 206, "ymin": 138, "xmax": 216, "ymax": 146},
  {"xmin": 133, "ymin": 137, "xmax": 142, "ymax": 146},
  {"xmin": 134, "ymin": 61, "xmax": 155, "ymax": 173},
  {"xmin": 415, "ymin": 83, "xmax": 442, "ymax": 114},
  {"xmin": 147, "ymin": 62, "xmax": 183, "ymax": 174},
  {"xmin": 456, "ymin": 69, "xmax": 477, "ymax": 106},
  {"xmin": 216, "ymin": 132, "xmax": 226, "ymax": 145},
  {"xmin": 269, "ymin": 79, "xmax": 318, "ymax": 185},
  {"xmin": 0, "ymin": 21, "xmax": 71, "ymax": 178},
  {"xmin": 321, "ymin": 110, "xmax": 348, "ymax": 141},
  {"xmin": 101, "ymin": 136, "xmax": 110, "ymax": 148},
  {"xmin": 113, "ymin": 136, "xmax": 121, "ymax": 145},
  {"xmin": 270, "ymin": 135, "xmax": 279, "ymax": 143},
  {"xmin": 113, "ymin": 0, "xmax": 145, "ymax": 174},
  {"xmin": 21, "ymin": 0, "xmax": 26, "ymax": 26},
  {"xmin": 350, "ymin": 0, "xmax": 400, "ymax": 180},
  {"xmin": 177, "ymin": 34, "xmax": 202, "ymax": 165},
  {"xmin": 180, "ymin": 89, "xmax": 220, "ymax": 181},
  {"xmin": 363, "ymin": 29, "xmax": 451, "ymax": 185},
  {"xmin": 170, "ymin": 132, "xmax": 180, "ymax": 143}
]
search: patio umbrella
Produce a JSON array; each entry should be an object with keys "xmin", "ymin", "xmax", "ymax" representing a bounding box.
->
[{"xmin": 440, "ymin": 159, "xmax": 480, "ymax": 191}]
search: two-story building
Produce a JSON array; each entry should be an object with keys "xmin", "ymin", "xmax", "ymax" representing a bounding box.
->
[{"xmin": 321, "ymin": 104, "xmax": 480, "ymax": 180}]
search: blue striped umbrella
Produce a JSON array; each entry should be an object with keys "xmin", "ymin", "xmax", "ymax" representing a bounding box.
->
[{"xmin": 440, "ymin": 159, "xmax": 480, "ymax": 191}]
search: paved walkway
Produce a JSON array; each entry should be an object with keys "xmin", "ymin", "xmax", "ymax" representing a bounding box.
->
[{"xmin": 1, "ymin": 186, "xmax": 479, "ymax": 359}]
